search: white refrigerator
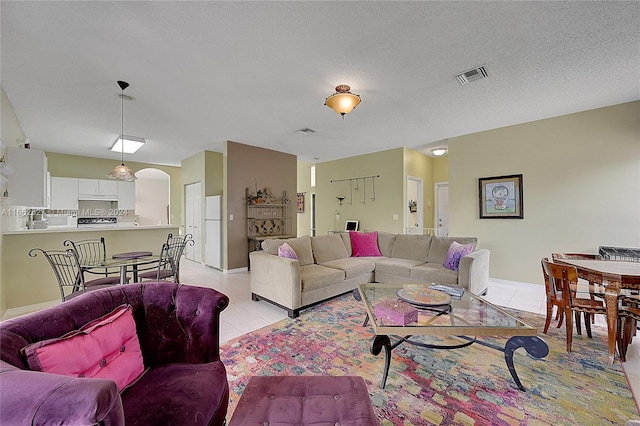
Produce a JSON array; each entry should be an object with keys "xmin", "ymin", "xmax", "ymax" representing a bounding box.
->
[{"xmin": 205, "ymin": 195, "xmax": 222, "ymax": 270}]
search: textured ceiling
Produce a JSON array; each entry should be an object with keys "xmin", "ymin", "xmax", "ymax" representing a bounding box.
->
[{"xmin": 1, "ymin": 1, "xmax": 638, "ymax": 166}]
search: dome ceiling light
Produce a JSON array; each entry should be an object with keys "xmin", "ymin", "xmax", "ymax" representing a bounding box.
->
[{"xmin": 324, "ymin": 84, "xmax": 361, "ymax": 118}]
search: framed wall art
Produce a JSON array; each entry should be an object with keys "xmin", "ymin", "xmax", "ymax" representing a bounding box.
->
[
  {"xmin": 479, "ymin": 174, "xmax": 523, "ymax": 219},
  {"xmin": 296, "ymin": 192, "xmax": 305, "ymax": 213}
]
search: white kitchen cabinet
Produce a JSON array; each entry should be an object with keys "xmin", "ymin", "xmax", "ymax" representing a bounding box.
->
[
  {"xmin": 50, "ymin": 177, "xmax": 79, "ymax": 209},
  {"xmin": 6, "ymin": 147, "xmax": 48, "ymax": 207},
  {"xmin": 117, "ymin": 181, "xmax": 136, "ymax": 210},
  {"xmin": 78, "ymin": 178, "xmax": 118, "ymax": 200}
]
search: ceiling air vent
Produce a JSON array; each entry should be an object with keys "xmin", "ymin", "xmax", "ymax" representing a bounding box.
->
[
  {"xmin": 296, "ymin": 128, "xmax": 317, "ymax": 135},
  {"xmin": 456, "ymin": 66, "xmax": 488, "ymax": 85}
]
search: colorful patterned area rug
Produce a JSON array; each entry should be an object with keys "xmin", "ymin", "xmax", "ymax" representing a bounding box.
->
[{"xmin": 220, "ymin": 294, "xmax": 639, "ymax": 425}]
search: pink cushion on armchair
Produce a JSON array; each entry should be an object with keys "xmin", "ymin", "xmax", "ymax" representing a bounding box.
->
[
  {"xmin": 349, "ymin": 231, "xmax": 382, "ymax": 257},
  {"xmin": 443, "ymin": 241, "xmax": 475, "ymax": 271},
  {"xmin": 22, "ymin": 304, "xmax": 144, "ymax": 391}
]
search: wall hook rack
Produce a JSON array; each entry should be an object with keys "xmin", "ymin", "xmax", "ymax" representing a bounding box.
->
[{"xmin": 330, "ymin": 175, "xmax": 380, "ymax": 205}]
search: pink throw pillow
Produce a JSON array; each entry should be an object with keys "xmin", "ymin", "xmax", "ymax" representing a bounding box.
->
[
  {"xmin": 349, "ymin": 231, "xmax": 382, "ymax": 257},
  {"xmin": 22, "ymin": 304, "xmax": 145, "ymax": 391},
  {"xmin": 278, "ymin": 242, "xmax": 298, "ymax": 259},
  {"xmin": 443, "ymin": 241, "xmax": 475, "ymax": 271}
]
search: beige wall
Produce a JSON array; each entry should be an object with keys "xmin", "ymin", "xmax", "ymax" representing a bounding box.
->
[
  {"xmin": 316, "ymin": 148, "xmax": 406, "ymax": 234},
  {"xmin": 1, "ymin": 87, "xmax": 26, "ymax": 317},
  {"xmin": 433, "ymin": 156, "xmax": 449, "ymax": 184},
  {"xmin": 224, "ymin": 141, "xmax": 297, "ymax": 270},
  {"xmin": 449, "ymin": 101, "xmax": 640, "ymax": 285},
  {"xmin": 296, "ymin": 161, "xmax": 314, "ymax": 236},
  {"xmin": 46, "ymin": 152, "xmax": 182, "ymax": 227}
]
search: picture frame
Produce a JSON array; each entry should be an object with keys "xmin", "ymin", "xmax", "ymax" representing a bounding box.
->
[
  {"xmin": 296, "ymin": 193, "xmax": 304, "ymax": 213},
  {"xmin": 345, "ymin": 220, "xmax": 359, "ymax": 231},
  {"xmin": 479, "ymin": 174, "xmax": 523, "ymax": 219}
]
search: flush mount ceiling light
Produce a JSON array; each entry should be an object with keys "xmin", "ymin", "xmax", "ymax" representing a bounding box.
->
[
  {"xmin": 110, "ymin": 136, "xmax": 145, "ymax": 154},
  {"xmin": 108, "ymin": 80, "xmax": 137, "ymax": 181},
  {"xmin": 324, "ymin": 85, "xmax": 361, "ymax": 118},
  {"xmin": 431, "ymin": 148, "xmax": 447, "ymax": 156}
]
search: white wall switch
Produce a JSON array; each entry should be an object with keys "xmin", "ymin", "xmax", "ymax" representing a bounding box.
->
[
  {"xmin": 393, "ymin": 214, "xmax": 399, "ymax": 220},
  {"xmin": 229, "ymin": 214, "xmax": 233, "ymax": 220}
]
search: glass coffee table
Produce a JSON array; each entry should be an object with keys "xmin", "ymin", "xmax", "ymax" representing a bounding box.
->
[{"xmin": 355, "ymin": 283, "xmax": 549, "ymax": 391}]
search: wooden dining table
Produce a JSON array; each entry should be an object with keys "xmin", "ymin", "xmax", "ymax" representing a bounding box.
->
[{"xmin": 553, "ymin": 258, "xmax": 640, "ymax": 363}]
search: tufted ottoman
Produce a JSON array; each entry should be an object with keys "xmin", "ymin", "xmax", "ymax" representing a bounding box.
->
[{"xmin": 228, "ymin": 376, "xmax": 378, "ymax": 426}]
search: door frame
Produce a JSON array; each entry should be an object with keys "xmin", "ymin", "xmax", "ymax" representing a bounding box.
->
[
  {"xmin": 406, "ymin": 176, "xmax": 423, "ymax": 234},
  {"xmin": 435, "ymin": 181, "xmax": 449, "ymax": 237}
]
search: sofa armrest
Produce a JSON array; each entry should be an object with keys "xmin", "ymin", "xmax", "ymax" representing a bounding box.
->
[
  {"xmin": 458, "ymin": 249, "xmax": 490, "ymax": 295},
  {"xmin": 250, "ymin": 251, "xmax": 302, "ymax": 311},
  {"xmin": 0, "ymin": 361, "xmax": 124, "ymax": 425}
]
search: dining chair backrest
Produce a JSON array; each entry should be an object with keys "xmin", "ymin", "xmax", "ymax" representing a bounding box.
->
[
  {"xmin": 165, "ymin": 233, "xmax": 194, "ymax": 283},
  {"xmin": 63, "ymin": 237, "xmax": 107, "ymax": 268},
  {"xmin": 29, "ymin": 248, "xmax": 84, "ymax": 302},
  {"xmin": 542, "ymin": 259, "xmax": 579, "ymax": 305}
]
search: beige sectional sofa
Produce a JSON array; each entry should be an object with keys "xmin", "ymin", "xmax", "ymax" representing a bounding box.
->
[{"xmin": 249, "ymin": 232, "xmax": 490, "ymax": 318}]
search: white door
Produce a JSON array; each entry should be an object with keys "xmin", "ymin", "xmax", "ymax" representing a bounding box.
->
[
  {"xmin": 185, "ymin": 182, "xmax": 202, "ymax": 262},
  {"xmin": 435, "ymin": 182, "xmax": 449, "ymax": 237}
]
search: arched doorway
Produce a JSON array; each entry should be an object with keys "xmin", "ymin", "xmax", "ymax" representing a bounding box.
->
[{"xmin": 135, "ymin": 168, "xmax": 170, "ymax": 226}]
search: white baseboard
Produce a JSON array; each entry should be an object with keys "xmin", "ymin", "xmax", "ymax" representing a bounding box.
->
[{"xmin": 2, "ymin": 299, "xmax": 59, "ymax": 320}]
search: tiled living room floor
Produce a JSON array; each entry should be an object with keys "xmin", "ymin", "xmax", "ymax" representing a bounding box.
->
[{"xmin": 179, "ymin": 260, "xmax": 640, "ymax": 403}]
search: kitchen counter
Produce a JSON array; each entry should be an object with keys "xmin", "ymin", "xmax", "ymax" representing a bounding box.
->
[{"xmin": 2, "ymin": 225, "xmax": 178, "ymax": 235}]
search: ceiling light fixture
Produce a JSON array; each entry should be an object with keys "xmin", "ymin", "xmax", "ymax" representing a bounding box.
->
[
  {"xmin": 431, "ymin": 148, "xmax": 447, "ymax": 156},
  {"xmin": 110, "ymin": 136, "xmax": 145, "ymax": 154},
  {"xmin": 108, "ymin": 80, "xmax": 137, "ymax": 181},
  {"xmin": 324, "ymin": 84, "xmax": 361, "ymax": 118}
]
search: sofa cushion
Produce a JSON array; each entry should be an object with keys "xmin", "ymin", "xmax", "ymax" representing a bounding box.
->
[
  {"xmin": 390, "ymin": 235, "xmax": 432, "ymax": 262},
  {"xmin": 320, "ymin": 258, "xmax": 375, "ymax": 279},
  {"xmin": 427, "ymin": 237, "xmax": 478, "ymax": 265},
  {"xmin": 375, "ymin": 258, "xmax": 425, "ymax": 278},
  {"xmin": 311, "ymin": 235, "xmax": 349, "ymax": 264},
  {"xmin": 300, "ymin": 264, "xmax": 345, "ymax": 292},
  {"xmin": 444, "ymin": 241, "xmax": 475, "ymax": 271},
  {"xmin": 376, "ymin": 232, "xmax": 397, "ymax": 257},
  {"xmin": 349, "ymin": 231, "xmax": 383, "ymax": 257},
  {"xmin": 22, "ymin": 305, "xmax": 144, "ymax": 391},
  {"xmin": 278, "ymin": 243, "xmax": 298, "ymax": 259},
  {"xmin": 263, "ymin": 236, "xmax": 314, "ymax": 266},
  {"xmin": 409, "ymin": 263, "xmax": 459, "ymax": 285},
  {"xmin": 339, "ymin": 232, "xmax": 352, "ymax": 257}
]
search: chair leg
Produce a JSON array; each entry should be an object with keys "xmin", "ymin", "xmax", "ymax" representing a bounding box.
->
[
  {"xmin": 574, "ymin": 311, "xmax": 582, "ymax": 336},
  {"xmin": 556, "ymin": 307, "xmax": 564, "ymax": 328},
  {"xmin": 565, "ymin": 307, "xmax": 573, "ymax": 352},
  {"xmin": 543, "ymin": 301, "xmax": 553, "ymax": 334},
  {"xmin": 584, "ymin": 313, "xmax": 593, "ymax": 338}
]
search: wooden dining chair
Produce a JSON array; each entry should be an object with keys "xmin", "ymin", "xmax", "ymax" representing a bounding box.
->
[
  {"xmin": 551, "ymin": 253, "xmax": 605, "ymax": 323},
  {"xmin": 28, "ymin": 248, "xmax": 121, "ymax": 302},
  {"xmin": 541, "ymin": 258, "xmax": 607, "ymax": 352}
]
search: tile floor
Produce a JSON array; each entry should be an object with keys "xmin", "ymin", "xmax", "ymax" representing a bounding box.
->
[{"xmin": 178, "ymin": 260, "xmax": 640, "ymax": 407}]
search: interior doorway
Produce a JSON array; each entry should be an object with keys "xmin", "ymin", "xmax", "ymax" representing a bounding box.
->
[
  {"xmin": 135, "ymin": 168, "xmax": 170, "ymax": 226},
  {"xmin": 435, "ymin": 182, "xmax": 449, "ymax": 237},
  {"xmin": 406, "ymin": 176, "xmax": 423, "ymax": 234}
]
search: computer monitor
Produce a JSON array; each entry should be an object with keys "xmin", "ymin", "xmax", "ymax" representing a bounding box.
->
[{"xmin": 345, "ymin": 220, "xmax": 359, "ymax": 231}]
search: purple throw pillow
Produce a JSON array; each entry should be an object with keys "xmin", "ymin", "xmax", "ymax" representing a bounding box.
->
[
  {"xmin": 443, "ymin": 241, "xmax": 475, "ymax": 271},
  {"xmin": 278, "ymin": 242, "xmax": 298, "ymax": 259},
  {"xmin": 349, "ymin": 231, "xmax": 382, "ymax": 257}
]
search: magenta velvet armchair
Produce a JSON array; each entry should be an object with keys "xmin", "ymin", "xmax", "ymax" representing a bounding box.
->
[{"xmin": 0, "ymin": 282, "xmax": 229, "ymax": 425}]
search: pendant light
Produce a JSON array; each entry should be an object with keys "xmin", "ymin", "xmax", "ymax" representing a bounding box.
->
[
  {"xmin": 324, "ymin": 85, "xmax": 361, "ymax": 118},
  {"xmin": 108, "ymin": 80, "xmax": 137, "ymax": 181}
]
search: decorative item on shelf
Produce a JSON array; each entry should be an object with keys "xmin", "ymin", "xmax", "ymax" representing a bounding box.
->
[
  {"xmin": 108, "ymin": 80, "xmax": 137, "ymax": 182},
  {"xmin": 337, "ymin": 196, "xmax": 345, "ymax": 206},
  {"xmin": 408, "ymin": 200, "xmax": 417, "ymax": 213},
  {"xmin": 324, "ymin": 84, "xmax": 361, "ymax": 118}
]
